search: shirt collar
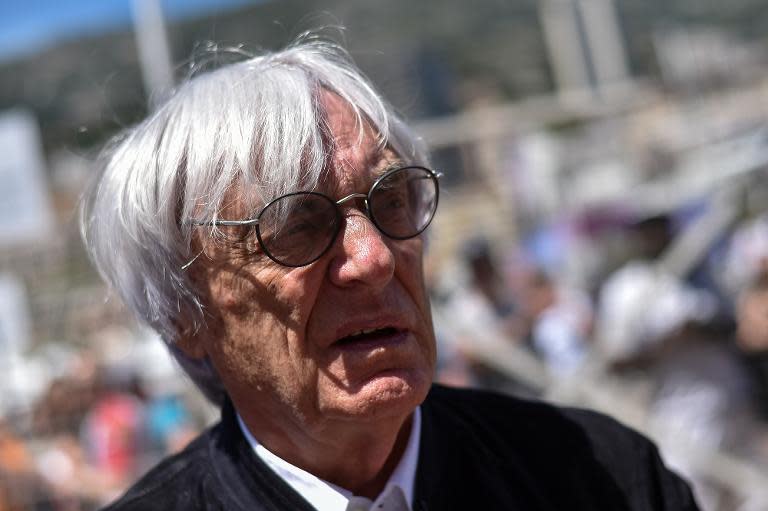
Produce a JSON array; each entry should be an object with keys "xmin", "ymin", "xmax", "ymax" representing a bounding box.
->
[{"xmin": 237, "ymin": 408, "xmax": 421, "ymax": 511}]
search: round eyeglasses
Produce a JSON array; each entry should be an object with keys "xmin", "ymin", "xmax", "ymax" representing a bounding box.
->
[{"xmin": 192, "ymin": 166, "xmax": 441, "ymax": 267}]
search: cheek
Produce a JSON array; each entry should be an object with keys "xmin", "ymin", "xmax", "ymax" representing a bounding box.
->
[
  {"xmin": 206, "ymin": 304, "xmax": 314, "ymax": 404},
  {"xmin": 397, "ymin": 240, "xmax": 430, "ymax": 307},
  {"xmin": 206, "ymin": 262, "xmax": 313, "ymax": 329},
  {"xmin": 396, "ymin": 240, "xmax": 436, "ymax": 356},
  {"xmin": 203, "ymin": 266, "xmax": 326, "ymax": 387}
]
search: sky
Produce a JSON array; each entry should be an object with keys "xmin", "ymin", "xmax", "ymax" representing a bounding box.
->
[{"xmin": 0, "ymin": 0, "xmax": 260, "ymax": 62}]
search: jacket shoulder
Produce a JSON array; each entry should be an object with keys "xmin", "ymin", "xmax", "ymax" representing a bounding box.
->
[
  {"xmin": 101, "ymin": 427, "xmax": 223, "ymax": 511},
  {"xmin": 423, "ymin": 384, "xmax": 699, "ymax": 510},
  {"xmin": 427, "ymin": 383, "xmax": 648, "ymax": 446}
]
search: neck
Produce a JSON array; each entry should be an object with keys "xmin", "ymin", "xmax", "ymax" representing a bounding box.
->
[{"xmin": 239, "ymin": 408, "xmax": 415, "ymax": 499}]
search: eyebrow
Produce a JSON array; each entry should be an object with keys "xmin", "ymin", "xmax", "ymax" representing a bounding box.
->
[
  {"xmin": 375, "ymin": 159, "xmax": 406, "ymax": 177},
  {"xmin": 369, "ymin": 147, "xmax": 406, "ymax": 177}
]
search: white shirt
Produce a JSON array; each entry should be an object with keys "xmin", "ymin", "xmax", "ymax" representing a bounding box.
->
[{"xmin": 237, "ymin": 408, "xmax": 421, "ymax": 511}]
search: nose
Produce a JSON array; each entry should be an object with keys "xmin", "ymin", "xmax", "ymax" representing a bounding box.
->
[{"xmin": 327, "ymin": 212, "xmax": 396, "ymax": 289}]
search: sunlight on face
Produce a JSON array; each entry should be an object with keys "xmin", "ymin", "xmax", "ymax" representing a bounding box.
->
[{"xmin": 184, "ymin": 90, "xmax": 436, "ymax": 435}]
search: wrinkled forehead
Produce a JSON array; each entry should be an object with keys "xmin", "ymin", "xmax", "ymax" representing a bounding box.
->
[{"xmin": 318, "ymin": 90, "xmax": 404, "ymax": 191}]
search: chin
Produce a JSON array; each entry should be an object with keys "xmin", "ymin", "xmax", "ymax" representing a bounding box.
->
[{"xmin": 323, "ymin": 368, "xmax": 432, "ymax": 421}]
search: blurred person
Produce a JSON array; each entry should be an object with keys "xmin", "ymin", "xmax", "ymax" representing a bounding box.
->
[
  {"xmin": 596, "ymin": 237, "xmax": 768, "ymax": 506},
  {"xmin": 80, "ymin": 368, "xmax": 146, "ymax": 494},
  {"xmin": 143, "ymin": 392, "xmax": 196, "ymax": 455},
  {"xmin": 640, "ymin": 320, "xmax": 758, "ymax": 510},
  {"xmin": 519, "ymin": 269, "xmax": 592, "ymax": 377},
  {"xmin": 439, "ymin": 237, "xmax": 527, "ymax": 392},
  {"xmin": 735, "ymin": 268, "xmax": 768, "ymax": 421},
  {"xmin": 32, "ymin": 372, "xmax": 96, "ymax": 438},
  {"xmin": 36, "ymin": 433, "xmax": 105, "ymax": 510},
  {"xmin": 721, "ymin": 212, "xmax": 768, "ymax": 299},
  {"xmin": 81, "ymin": 39, "xmax": 699, "ymax": 510},
  {"xmin": 595, "ymin": 215, "xmax": 717, "ymax": 365},
  {"xmin": 460, "ymin": 237, "xmax": 516, "ymax": 319},
  {"xmin": 0, "ymin": 420, "xmax": 55, "ymax": 511},
  {"xmin": 729, "ymin": 268, "xmax": 768, "ymax": 508}
]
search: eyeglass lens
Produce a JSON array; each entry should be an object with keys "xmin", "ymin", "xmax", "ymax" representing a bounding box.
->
[
  {"xmin": 369, "ymin": 166, "xmax": 437, "ymax": 239},
  {"xmin": 256, "ymin": 166, "xmax": 438, "ymax": 266},
  {"xmin": 257, "ymin": 193, "xmax": 340, "ymax": 266}
]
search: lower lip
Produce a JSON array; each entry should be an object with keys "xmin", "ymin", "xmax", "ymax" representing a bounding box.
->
[{"xmin": 332, "ymin": 330, "xmax": 409, "ymax": 352}]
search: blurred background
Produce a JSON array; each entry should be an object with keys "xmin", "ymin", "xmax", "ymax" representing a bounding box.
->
[{"xmin": 3, "ymin": 0, "xmax": 768, "ymax": 509}]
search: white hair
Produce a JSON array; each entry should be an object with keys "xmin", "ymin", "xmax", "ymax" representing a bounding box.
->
[{"xmin": 81, "ymin": 40, "xmax": 429, "ymax": 404}]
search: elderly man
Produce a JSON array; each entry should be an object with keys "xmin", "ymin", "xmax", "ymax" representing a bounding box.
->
[{"xmin": 82, "ymin": 41, "xmax": 699, "ymax": 510}]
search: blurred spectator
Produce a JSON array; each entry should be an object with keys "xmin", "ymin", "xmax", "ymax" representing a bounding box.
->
[
  {"xmin": 33, "ymin": 373, "xmax": 96, "ymax": 438},
  {"xmin": 143, "ymin": 393, "xmax": 195, "ymax": 455},
  {"xmin": 461, "ymin": 237, "xmax": 517, "ymax": 320},
  {"xmin": 80, "ymin": 368, "xmax": 145, "ymax": 493},
  {"xmin": 595, "ymin": 215, "xmax": 717, "ymax": 364},
  {"xmin": 519, "ymin": 270, "xmax": 592, "ymax": 376},
  {"xmin": 36, "ymin": 433, "xmax": 101, "ymax": 509},
  {"xmin": 0, "ymin": 420, "xmax": 54, "ymax": 511},
  {"xmin": 735, "ymin": 268, "xmax": 768, "ymax": 422},
  {"xmin": 722, "ymin": 213, "xmax": 768, "ymax": 299},
  {"xmin": 645, "ymin": 321, "xmax": 758, "ymax": 509},
  {"xmin": 591, "ymin": 264, "xmax": 768, "ymax": 505},
  {"xmin": 438, "ymin": 237, "xmax": 525, "ymax": 390}
]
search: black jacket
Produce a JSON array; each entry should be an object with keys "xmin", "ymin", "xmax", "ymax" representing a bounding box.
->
[{"xmin": 104, "ymin": 384, "xmax": 699, "ymax": 510}]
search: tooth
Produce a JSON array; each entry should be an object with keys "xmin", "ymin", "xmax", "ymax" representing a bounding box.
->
[{"xmin": 351, "ymin": 328, "xmax": 379, "ymax": 337}]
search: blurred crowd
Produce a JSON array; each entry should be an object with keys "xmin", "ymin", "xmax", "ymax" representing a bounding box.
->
[
  {"xmin": 0, "ymin": 348, "xmax": 206, "ymax": 511},
  {"xmin": 5, "ymin": 207, "xmax": 768, "ymax": 510},
  {"xmin": 3, "ymin": 1, "xmax": 768, "ymax": 509},
  {"xmin": 431, "ymin": 204, "xmax": 768, "ymax": 508}
]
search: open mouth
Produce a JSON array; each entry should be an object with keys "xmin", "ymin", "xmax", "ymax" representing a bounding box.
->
[{"xmin": 334, "ymin": 326, "xmax": 401, "ymax": 347}]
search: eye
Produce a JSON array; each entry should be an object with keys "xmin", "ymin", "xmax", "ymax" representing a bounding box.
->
[
  {"xmin": 281, "ymin": 216, "xmax": 318, "ymax": 237},
  {"xmin": 375, "ymin": 186, "xmax": 408, "ymax": 211},
  {"xmin": 257, "ymin": 193, "xmax": 340, "ymax": 265}
]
